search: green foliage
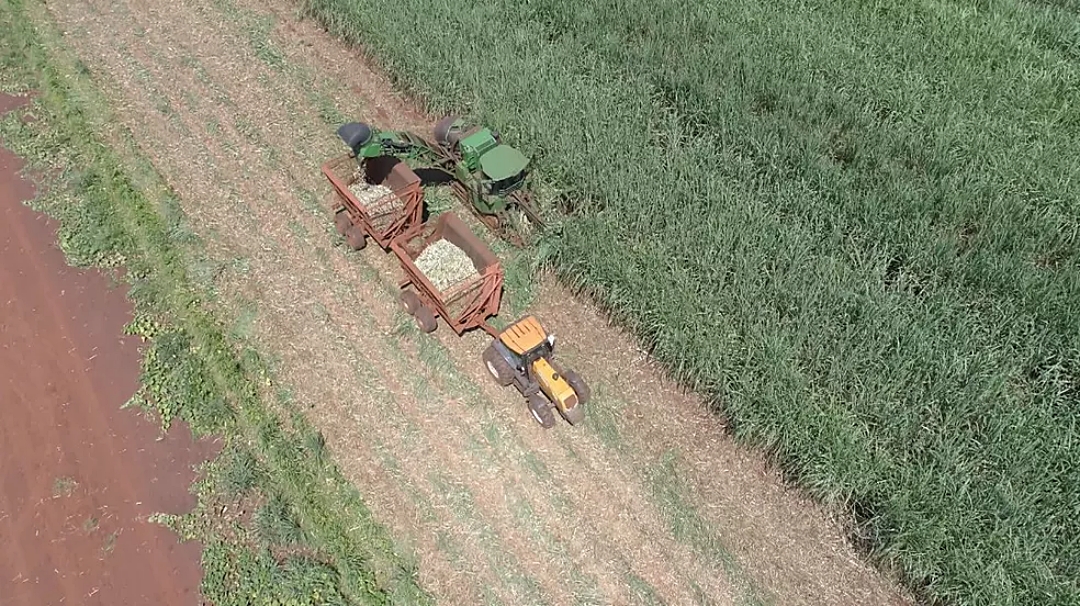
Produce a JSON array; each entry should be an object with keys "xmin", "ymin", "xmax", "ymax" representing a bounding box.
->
[
  {"xmin": 218, "ymin": 442, "xmax": 266, "ymax": 498},
  {"xmin": 127, "ymin": 326, "xmax": 235, "ymax": 435},
  {"xmin": 202, "ymin": 541, "xmax": 354, "ymax": 606},
  {"xmin": 304, "ymin": 427, "xmax": 328, "ymax": 467},
  {"xmin": 255, "ymin": 493, "xmax": 308, "ymax": 546},
  {"xmin": 298, "ymin": 0, "xmax": 1080, "ymax": 604}
]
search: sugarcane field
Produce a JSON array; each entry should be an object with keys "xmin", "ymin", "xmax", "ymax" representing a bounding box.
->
[{"xmin": 0, "ymin": 0, "xmax": 1076, "ymax": 605}]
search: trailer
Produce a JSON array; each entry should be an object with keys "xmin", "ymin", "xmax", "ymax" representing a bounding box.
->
[
  {"xmin": 321, "ymin": 153, "xmax": 424, "ymax": 251},
  {"xmin": 390, "ymin": 212, "xmax": 504, "ymax": 336}
]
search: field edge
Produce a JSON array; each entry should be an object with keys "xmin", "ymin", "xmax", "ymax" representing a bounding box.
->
[{"xmin": 0, "ymin": 2, "xmax": 435, "ymax": 604}]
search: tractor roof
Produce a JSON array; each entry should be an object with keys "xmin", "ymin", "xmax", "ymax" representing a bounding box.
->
[
  {"xmin": 499, "ymin": 315, "xmax": 547, "ymax": 355},
  {"xmin": 480, "ymin": 144, "xmax": 529, "ymax": 182}
]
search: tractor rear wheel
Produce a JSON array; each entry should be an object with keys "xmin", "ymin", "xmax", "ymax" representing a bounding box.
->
[
  {"xmin": 433, "ymin": 115, "xmax": 460, "ymax": 147},
  {"xmin": 527, "ymin": 394, "xmax": 555, "ymax": 429},
  {"xmin": 483, "ymin": 344, "xmax": 514, "ymax": 387}
]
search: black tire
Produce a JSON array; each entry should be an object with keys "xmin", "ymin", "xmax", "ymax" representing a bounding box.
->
[
  {"xmin": 345, "ymin": 225, "xmax": 367, "ymax": 250},
  {"xmin": 561, "ymin": 368, "xmax": 591, "ymax": 406},
  {"xmin": 334, "ymin": 208, "xmax": 352, "ymax": 236},
  {"xmin": 483, "ymin": 344, "xmax": 514, "ymax": 387},
  {"xmin": 400, "ymin": 290, "xmax": 422, "ymax": 315},
  {"xmin": 433, "ymin": 115, "xmax": 460, "ymax": 147},
  {"xmin": 527, "ymin": 394, "xmax": 555, "ymax": 429},
  {"xmin": 414, "ymin": 306, "xmax": 437, "ymax": 333},
  {"xmin": 337, "ymin": 122, "xmax": 373, "ymax": 153}
]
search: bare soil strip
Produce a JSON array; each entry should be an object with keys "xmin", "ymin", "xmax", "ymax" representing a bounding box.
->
[
  {"xmin": 0, "ymin": 92, "xmax": 217, "ymax": 606},
  {"xmin": 34, "ymin": 1, "xmax": 916, "ymax": 604}
]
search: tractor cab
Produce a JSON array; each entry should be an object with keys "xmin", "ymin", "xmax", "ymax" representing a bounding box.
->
[
  {"xmin": 496, "ymin": 316, "xmax": 556, "ymax": 373},
  {"xmin": 457, "ymin": 128, "xmax": 530, "ymax": 197},
  {"xmin": 482, "ymin": 146, "xmax": 530, "ymax": 196}
]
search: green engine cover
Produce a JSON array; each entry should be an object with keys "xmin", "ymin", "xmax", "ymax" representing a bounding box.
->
[
  {"xmin": 458, "ymin": 128, "xmax": 499, "ymax": 172},
  {"xmin": 479, "ymin": 145, "xmax": 529, "ymax": 183}
]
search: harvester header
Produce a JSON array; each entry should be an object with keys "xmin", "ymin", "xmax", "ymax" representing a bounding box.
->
[{"xmin": 333, "ymin": 116, "xmax": 544, "ymax": 247}]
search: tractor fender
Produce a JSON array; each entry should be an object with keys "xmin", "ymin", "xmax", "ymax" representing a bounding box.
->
[
  {"xmin": 492, "ymin": 338, "xmax": 538, "ymax": 395},
  {"xmin": 492, "ymin": 339, "xmax": 525, "ymax": 373}
]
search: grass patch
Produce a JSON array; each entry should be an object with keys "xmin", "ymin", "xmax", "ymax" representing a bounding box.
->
[
  {"xmin": 52, "ymin": 477, "xmax": 78, "ymax": 497},
  {"xmin": 625, "ymin": 571, "xmax": 666, "ymax": 606},
  {"xmin": 314, "ymin": 91, "xmax": 350, "ymax": 127},
  {"xmin": 580, "ymin": 385, "xmax": 626, "ymax": 454},
  {"xmin": 0, "ymin": 2, "xmax": 433, "ymax": 604},
  {"xmin": 254, "ymin": 492, "xmax": 307, "ymax": 546},
  {"xmin": 299, "ymin": 0, "xmax": 1080, "ymax": 603},
  {"xmin": 508, "ymin": 495, "xmax": 605, "ymax": 605},
  {"xmin": 426, "ymin": 470, "xmax": 547, "ymax": 605},
  {"xmin": 231, "ymin": 300, "xmax": 259, "ymax": 340},
  {"xmin": 647, "ymin": 451, "xmax": 771, "ymax": 606}
]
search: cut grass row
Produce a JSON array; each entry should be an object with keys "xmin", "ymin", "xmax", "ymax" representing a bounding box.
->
[
  {"xmin": 298, "ymin": 0, "xmax": 1080, "ymax": 604},
  {"xmin": 0, "ymin": 2, "xmax": 432, "ymax": 604}
]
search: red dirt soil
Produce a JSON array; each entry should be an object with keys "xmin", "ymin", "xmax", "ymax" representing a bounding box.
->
[{"xmin": 0, "ymin": 92, "xmax": 217, "ymax": 606}]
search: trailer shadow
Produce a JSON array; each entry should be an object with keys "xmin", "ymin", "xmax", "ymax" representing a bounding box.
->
[{"xmin": 414, "ymin": 166, "xmax": 456, "ymax": 186}]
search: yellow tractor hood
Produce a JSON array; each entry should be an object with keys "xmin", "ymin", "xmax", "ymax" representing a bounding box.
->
[{"xmin": 533, "ymin": 356, "xmax": 578, "ymax": 410}]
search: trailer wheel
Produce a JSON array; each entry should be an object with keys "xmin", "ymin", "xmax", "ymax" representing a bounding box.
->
[
  {"xmin": 334, "ymin": 208, "xmax": 352, "ymax": 236},
  {"xmin": 344, "ymin": 225, "xmax": 367, "ymax": 250},
  {"xmin": 400, "ymin": 290, "xmax": 422, "ymax": 315},
  {"xmin": 413, "ymin": 306, "xmax": 437, "ymax": 333},
  {"xmin": 483, "ymin": 344, "xmax": 514, "ymax": 387},
  {"xmin": 527, "ymin": 394, "xmax": 555, "ymax": 429}
]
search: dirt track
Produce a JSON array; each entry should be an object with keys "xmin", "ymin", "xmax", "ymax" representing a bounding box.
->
[
  {"xmin": 0, "ymin": 93, "xmax": 214, "ymax": 606},
  {"xmin": 28, "ymin": 1, "xmax": 916, "ymax": 604}
]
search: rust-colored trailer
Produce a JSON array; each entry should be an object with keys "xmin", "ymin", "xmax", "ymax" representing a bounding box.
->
[
  {"xmin": 390, "ymin": 212, "xmax": 504, "ymax": 336},
  {"xmin": 322, "ymin": 154, "xmax": 423, "ymax": 250}
]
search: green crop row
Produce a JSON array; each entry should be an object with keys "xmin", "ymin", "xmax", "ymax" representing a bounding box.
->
[{"xmin": 299, "ymin": 0, "xmax": 1079, "ymax": 604}]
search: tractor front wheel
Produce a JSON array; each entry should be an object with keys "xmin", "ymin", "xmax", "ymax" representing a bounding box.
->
[
  {"xmin": 561, "ymin": 368, "xmax": 591, "ymax": 406},
  {"xmin": 527, "ymin": 394, "xmax": 555, "ymax": 429},
  {"xmin": 483, "ymin": 344, "xmax": 514, "ymax": 387}
]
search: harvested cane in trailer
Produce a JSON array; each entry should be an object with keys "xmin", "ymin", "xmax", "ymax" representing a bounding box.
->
[
  {"xmin": 415, "ymin": 239, "xmax": 475, "ymax": 292},
  {"xmin": 348, "ymin": 181, "xmax": 398, "ymax": 211}
]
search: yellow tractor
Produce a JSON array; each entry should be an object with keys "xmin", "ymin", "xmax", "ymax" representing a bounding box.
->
[{"xmin": 482, "ymin": 316, "xmax": 590, "ymax": 428}]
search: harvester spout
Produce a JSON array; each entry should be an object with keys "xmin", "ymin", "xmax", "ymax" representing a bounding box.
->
[{"xmin": 337, "ymin": 122, "xmax": 374, "ymax": 154}]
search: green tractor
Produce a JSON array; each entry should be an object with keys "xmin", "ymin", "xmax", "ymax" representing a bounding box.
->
[{"xmin": 336, "ymin": 117, "xmax": 542, "ymax": 247}]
